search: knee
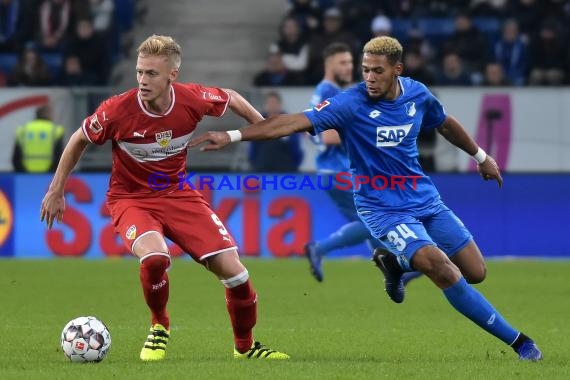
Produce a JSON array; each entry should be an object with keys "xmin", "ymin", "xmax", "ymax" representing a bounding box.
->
[
  {"xmin": 413, "ymin": 246, "xmax": 461, "ymax": 288},
  {"xmin": 140, "ymin": 253, "xmax": 170, "ymax": 272},
  {"xmin": 465, "ymin": 263, "xmax": 487, "ymax": 284},
  {"xmin": 221, "ymin": 269, "xmax": 250, "ymax": 289},
  {"xmin": 429, "ymin": 262, "xmax": 462, "ymax": 288}
]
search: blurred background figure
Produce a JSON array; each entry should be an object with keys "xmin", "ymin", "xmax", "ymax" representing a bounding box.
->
[
  {"xmin": 482, "ymin": 61, "xmax": 511, "ymax": 86},
  {"xmin": 370, "ymin": 14, "xmax": 392, "ymax": 38},
  {"xmin": 57, "ymin": 54, "xmax": 98, "ymax": 86},
  {"xmin": 527, "ymin": 21, "xmax": 566, "ymax": 85},
  {"xmin": 8, "ymin": 42, "xmax": 53, "ymax": 86},
  {"xmin": 307, "ymin": 7, "xmax": 360, "ymax": 84},
  {"xmin": 285, "ymin": 0, "xmax": 321, "ymax": 36},
  {"xmin": 64, "ymin": 18, "xmax": 111, "ymax": 85},
  {"xmin": 404, "ymin": 50, "xmax": 435, "ymax": 85},
  {"xmin": 0, "ymin": 0, "xmax": 20, "ymax": 53},
  {"xmin": 248, "ymin": 91, "xmax": 303, "ymax": 172},
  {"xmin": 337, "ymin": 0, "xmax": 395, "ymax": 43},
  {"xmin": 253, "ymin": 51, "xmax": 302, "ymax": 86},
  {"xmin": 12, "ymin": 104, "xmax": 64, "ymax": 173},
  {"xmin": 436, "ymin": 53, "xmax": 473, "ymax": 86},
  {"xmin": 493, "ymin": 18, "xmax": 528, "ymax": 86},
  {"xmin": 89, "ymin": 0, "xmax": 115, "ymax": 35},
  {"xmin": 37, "ymin": 0, "xmax": 72, "ymax": 52},
  {"xmin": 441, "ymin": 13, "xmax": 488, "ymax": 83},
  {"xmin": 269, "ymin": 16, "xmax": 309, "ymax": 83}
]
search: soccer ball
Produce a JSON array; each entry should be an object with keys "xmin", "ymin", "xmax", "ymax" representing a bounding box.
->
[{"xmin": 60, "ymin": 316, "xmax": 111, "ymax": 362}]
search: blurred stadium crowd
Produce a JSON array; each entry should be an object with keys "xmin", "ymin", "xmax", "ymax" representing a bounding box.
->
[
  {"xmin": 0, "ymin": 0, "xmax": 146, "ymax": 87},
  {"xmin": 254, "ymin": 0, "xmax": 570, "ymax": 87}
]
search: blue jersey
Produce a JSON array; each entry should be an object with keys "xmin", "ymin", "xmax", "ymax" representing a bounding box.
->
[
  {"xmin": 310, "ymin": 80, "xmax": 351, "ymax": 173},
  {"xmin": 304, "ymin": 77, "xmax": 446, "ymax": 213}
]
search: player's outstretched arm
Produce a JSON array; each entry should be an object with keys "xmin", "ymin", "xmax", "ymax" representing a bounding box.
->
[
  {"xmin": 223, "ymin": 88, "xmax": 264, "ymax": 124},
  {"xmin": 40, "ymin": 128, "xmax": 90, "ymax": 229},
  {"xmin": 437, "ymin": 115, "xmax": 503, "ymax": 188},
  {"xmin": 189, "ymin": 113, "xmax": 313, "ymax": 151}
]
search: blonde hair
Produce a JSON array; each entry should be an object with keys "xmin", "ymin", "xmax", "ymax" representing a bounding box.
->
[
  {"xmin": 362, "ymin": 36, "xmax": 403, "ymax": 65},
  {"xmin": 137, "ymin": 35, "xmax": 182, "ymax": 69}
]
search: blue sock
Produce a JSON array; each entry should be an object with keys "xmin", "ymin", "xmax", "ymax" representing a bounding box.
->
[
  {"xmin": 317, "ymin": 221, "xmax": 372, "ymax": 255},
  {"xmin": 443, "ymin": 277, "xmax": 519, "ymax": 345}
]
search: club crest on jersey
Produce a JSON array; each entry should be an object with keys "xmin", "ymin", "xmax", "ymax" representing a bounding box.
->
[
  {"xmin": 88, "ymin": 114, "xmax": 103, "ymax": 134},
  {"xmin": 314, "ymin": 100, "xmax": 330, "ymax": 112},
  {"xmin": 125, "ymin": 225, "xmax": 136, "ymax": 240},
  {"xmin": 376, "ymin": 124, "xmax": 413, "ymax": 147},
  {"xmin": 155, "ymin": 130, "xmax": 172, "ymax": 147},
  {"xmin": 405, "ymin": 102, "xmax": 416, "ymax": 117}
]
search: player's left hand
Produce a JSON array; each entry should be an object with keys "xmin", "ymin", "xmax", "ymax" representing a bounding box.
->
[
  {"xmin": 478, "ymin": 155, "xmax": 503, "ymax": 188},
  {"xmin": 189, "ymin": 131, "xmax": 231, "ymax": 151}
]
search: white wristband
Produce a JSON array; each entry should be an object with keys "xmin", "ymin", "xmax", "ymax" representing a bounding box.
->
[
  {"xmin": 472, "ymin": 147, "xmax": 487, "ymax": 164},
  {"xmin": 226, "ymin": 130, "xmax": 242, "ymax": 143}
]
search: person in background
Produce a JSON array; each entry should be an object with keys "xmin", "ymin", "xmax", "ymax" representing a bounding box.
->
[
  {"xmin": 493, "ymin": 18, "xmax": 528, "ymax": 86},
  {"xmin": 482, "ymin": 62, "xmax": 511, "ymax": 86},
  {"xmin": 306, "ymin": 7, "xmax": 360, "ymax": 84},
  {"xmin": 269, "ymin": 16, "xmax": 309, "ymax": 80},
  {"xmin": 8, "ymin": 42, "xmax": 53, "ymax": 86},
  {"xmin": 253, "ymin": 51, "xmax": 302, "ymax": 86},
  {"xmin": 12, "ymin": 104, "xmax": 64, "ymax": 173},
  {"xmin": 57, "ymin": 54, "xmax": 98, "ymax": 86},
  {"xmin": 435, "ymin": 53, "xmax": 473, "ymax": 86},
  {"xmin": 248, "ymin": 91, "xmax": 303, "ymax": 172}
]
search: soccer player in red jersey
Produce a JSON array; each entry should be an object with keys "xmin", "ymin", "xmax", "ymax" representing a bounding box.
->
[{"xmin": 40, "ymin": 35, "xmax": 289, "ymax": 361}]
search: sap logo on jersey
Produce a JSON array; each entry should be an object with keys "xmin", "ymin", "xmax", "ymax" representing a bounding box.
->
[{"xmin": 376, "ymin": 124, "xmax": 413, "ymax": 147}]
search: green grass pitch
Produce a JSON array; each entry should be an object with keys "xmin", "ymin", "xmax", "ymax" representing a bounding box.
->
[{"xmin": 0, "ymin": 258, "xmax": 568, "ymax": 379}]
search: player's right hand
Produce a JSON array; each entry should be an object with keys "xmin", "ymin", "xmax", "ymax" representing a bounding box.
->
[
  {"xmin": 40, "ymin": 190, "xmax": 65, "ymax": 229},
  {"xmin": 189, "ymin": 131, "xmax": 231, "ymax": 151}
]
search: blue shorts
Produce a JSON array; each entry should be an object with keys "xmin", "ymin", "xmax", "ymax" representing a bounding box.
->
[{"xmin": 359, "ymin": 203, "xmax": 472, "ymax": 271}]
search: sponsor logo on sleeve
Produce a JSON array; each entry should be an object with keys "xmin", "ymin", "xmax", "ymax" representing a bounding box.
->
[
  {"xmin": 125, "ymin": 225, "xmax": 137, "ymax": 240},
  {"xmin": 314, "ymin": 100, "xmax": 330, "ymax": 112},
  {"xmin": 88, "ymin": 114, "xmax": 104, "ymax": 134},
  {"xmin": 202, "ymin": 91, "xmax": 223, "ymax": 101}
]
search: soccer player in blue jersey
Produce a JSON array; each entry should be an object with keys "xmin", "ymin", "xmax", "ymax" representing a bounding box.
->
[
  {"xmin": 190, "ymin": 36, "xmax": 542, "ymax": 360},
  {"xmin": 306, "ymin": 42, "xmax": 422, "ymax": 285}
]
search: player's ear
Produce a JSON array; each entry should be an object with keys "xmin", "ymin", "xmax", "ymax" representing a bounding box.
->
[
  {"xmin": 169, "ymin": 69, "xmax": 179, "ymax": 84},
  {"xmin": 395, "ymin": 62, "xmax": 403, "ymax": 76}
]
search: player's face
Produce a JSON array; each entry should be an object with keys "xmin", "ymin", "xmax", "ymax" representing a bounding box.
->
[
  {"xmin": 361, "ymin": 53, "xmax": 403, "ymax": 100},
  {"xmin": 136, "ymin": 55, "xmax": 178, "ymax": 102},
  {"xmin": 329, "ymin": 52, "xmax": 353, "ymax": 86}
]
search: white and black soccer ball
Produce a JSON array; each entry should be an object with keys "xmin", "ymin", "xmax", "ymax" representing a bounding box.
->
[{"xmin": 60, "ymin": 316, "xmax": 111, "ymax": 363}]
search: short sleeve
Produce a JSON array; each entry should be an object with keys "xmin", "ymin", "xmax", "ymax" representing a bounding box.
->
[
  {"xmin": 195, "ymin": 85, "xmax": 230, "ymax": 117},
  {"xmin": 303, "ymin": 93, "xmax": 353, "ymax": 136},
  {"xmin": 422, "ymin": 88, "xmax": 447, "ymax": 130},
  {"xmin": 81, "ymin": 99, "xmax": 115, "ymax": 145}
]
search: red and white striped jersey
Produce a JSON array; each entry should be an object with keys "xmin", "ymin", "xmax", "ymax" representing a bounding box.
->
[{"xmin": 81, "ymin": 82, "xmax": 230, "ymax": 199}]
